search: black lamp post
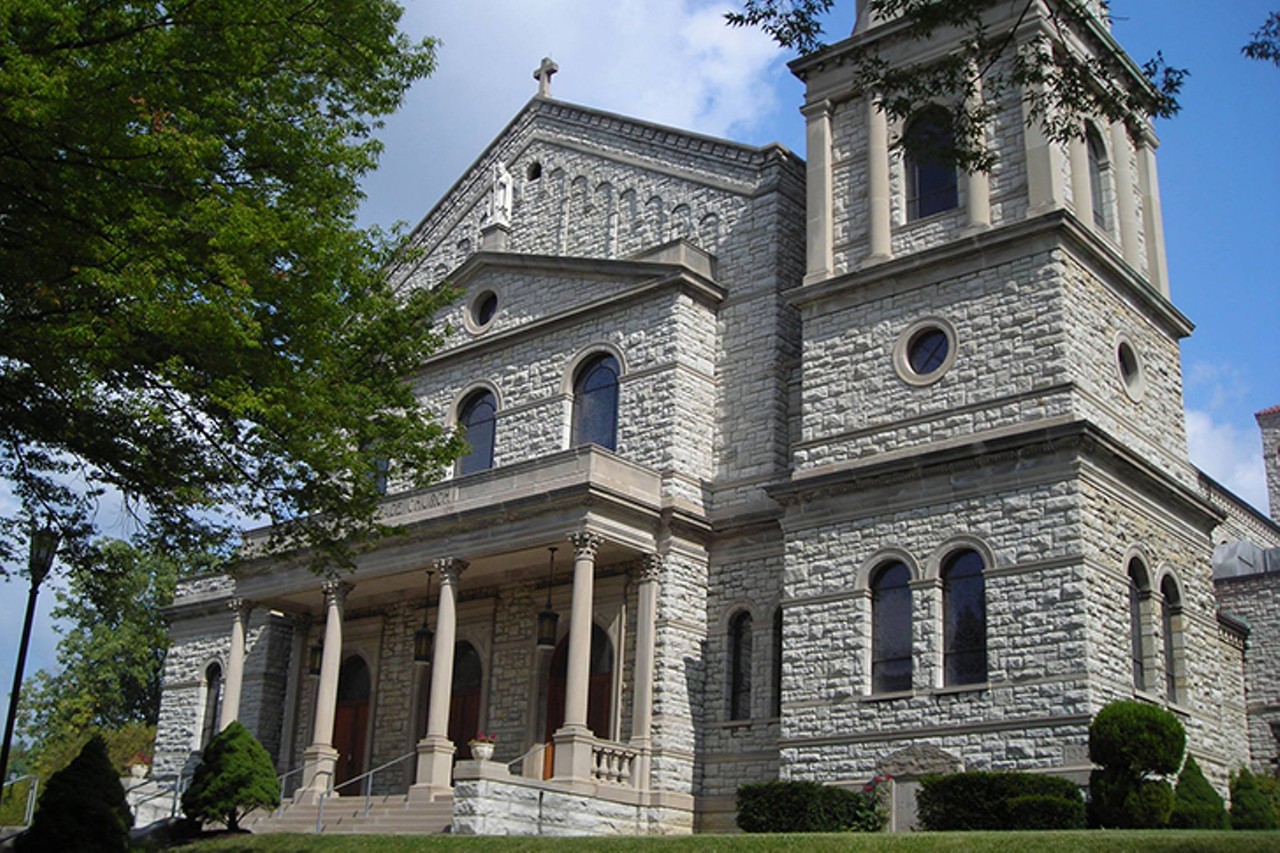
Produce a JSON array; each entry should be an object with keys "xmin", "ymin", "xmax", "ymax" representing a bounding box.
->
[
  {"xmin": 536, "ymin": 547, "xmax": 559, "ymax": 649},
  {"xmin": 413, "ymin": 570, "xmax": 435, "ymax": 664},
  {"xmin": 0, "ymin": 526, "xmax": 59, "ymax": 785}
]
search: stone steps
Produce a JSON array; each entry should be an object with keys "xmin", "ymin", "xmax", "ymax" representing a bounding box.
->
[{"xmin": 247, "ymin": 793, "xmax": 453, "ymax": 835}]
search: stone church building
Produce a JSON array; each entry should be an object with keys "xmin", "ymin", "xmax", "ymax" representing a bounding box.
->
[{"xmin": 153, "ymin": 1, "xmax": 1280, "ymax": 834}]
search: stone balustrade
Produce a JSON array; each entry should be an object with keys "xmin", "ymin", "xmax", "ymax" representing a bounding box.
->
[{"xmin": 591, "ymin": 741, "xmax": 638, "ymax": 787}]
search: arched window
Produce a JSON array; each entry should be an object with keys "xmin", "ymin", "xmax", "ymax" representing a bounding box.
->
[
  {"xmin": 1086, "ymin": 125, "xmax": 1110, "ymax": 230},
  {"xmin": 942, "ymin": 549, "xmax": 987, "ymax": 686},
  {"xmin": 772, "ymin": 607, "xmax": 783, "ymax": 718},
  {"xmin": 904, "ymin": 106, "xmax": 958, "ymax": 221},
  {"xmin": 1161, "ymin": 575, "xmax": 1182, "ymax": 702},
  {"xmin": 1127, "ymin": 559, "xmax": 1150, "ymax": 690},
  {"xmin": 729, "ymin": 611, "xmax": 753, "ymax": 720},
  {"xmin": 572, "ymin": 354, "xmax": 619, "ymax": 450},
  {"xmin": 871, "ymin": 561, "xmax": 912, "ymax": 693},
  {"xmin": 457, "ymin": 390, "xmax": 497, "ymax": 475},
  {"xmin": 200, "ymin": 661, "xmax": 223, "ymax": 748}
]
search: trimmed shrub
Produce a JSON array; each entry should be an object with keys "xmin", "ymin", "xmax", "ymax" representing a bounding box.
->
[
  {"xmin": 1090, "ymin": 768, "xmax": 1174, "ymax": 829},
  {"xmin": 736, "ymin": 779, "xmax": 885, "ymax": 833},
  {"xmin": 1088, "ymin": 700, "xmax": 1185, "ymax": 776},
  {"xmin": 1170, "ymin": 755, "xmax": 1228, "ymax": 829},
  {"xmin": 15, "ymin": 735, "xmax": 131, "ymax": 853},
  {"xmin": 917, "ymin": 771, "xmax": 1084, "ymax": 831},
  {"xmin": 181, "ymin": 721, "xmax": 280, "ymax": 831},
  {"xmin": 1230, "ymin": 767, "xmax": 1279, "ymax": 830}
]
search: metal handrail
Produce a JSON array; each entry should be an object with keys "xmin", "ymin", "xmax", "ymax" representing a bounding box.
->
[
  {"xmin": 2, "ymin": 774, "xmax": 39, "ymax": 825},
  {"xmin": 315, "ymin": 750, "xmax": 416, "ymax": 833},
  {"xmin": 274, "ymin": 763, "xmax": 308, "ymax": 812},
  {"xmin": 506, "ymin": 743, "xmax": 546, "ymax": 775},
  {"xmin": 120, "ymin": 772, "xmax": 190, "ymax": 820}
]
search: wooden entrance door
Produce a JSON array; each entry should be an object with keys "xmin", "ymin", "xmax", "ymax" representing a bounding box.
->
[
  {"xmin": 543, "ymin": 625, "xmax": 612, "ymax": 778},
  {"xmin": 333, "ymin": 655, "xmax": 370, "ymax": 794},
  {"xmin": 447, "ymin": 642, "xmax": 483, "ymax": 760}
]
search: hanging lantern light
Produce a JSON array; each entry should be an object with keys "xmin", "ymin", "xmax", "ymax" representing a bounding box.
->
[
  {"xmin": 414, "ymin": 569, "xmax": 435, "ymax": 664},
  {"xmin": 536, "ymin": 547, "xmax": 559, "ymax": 648},
  {"xmin": 307, "ymin": 642, "xmax": 324, "ymax": 676}
]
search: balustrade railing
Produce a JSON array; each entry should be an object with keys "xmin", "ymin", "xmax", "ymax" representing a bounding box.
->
[{"xmin": 590, "ymin": 742, "xmax": 638, "ymax": 787}]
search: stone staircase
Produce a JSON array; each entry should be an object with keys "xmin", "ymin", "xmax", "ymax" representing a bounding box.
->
[{"xmin": 247, "ymin": 792, "xmax": 453, "ymax": 835}]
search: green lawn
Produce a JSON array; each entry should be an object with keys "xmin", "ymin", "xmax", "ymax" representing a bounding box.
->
[{"xmin": 169, "ymin": 830, "xmax": 1280, "ymax": 853}]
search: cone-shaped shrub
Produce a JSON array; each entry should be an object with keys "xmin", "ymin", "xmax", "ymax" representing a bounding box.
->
[
  {"xmin": 1170, "ymin": 755, "xmax": 1228, "ymax": 829},
  {"xmin": 16, "ymin": 735, "xmax": 131, "ymax": 853},
  {"xmin": 1230, "ymin": 767, "xmax": 1279, "ymax": 830},
  {"xmin": 181, "ymin": 721, "xmax": 280, "ymax": 831}
]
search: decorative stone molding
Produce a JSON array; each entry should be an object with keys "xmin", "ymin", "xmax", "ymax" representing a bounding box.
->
[
  {"xmin": 433, "ymin": 557, "xmax": 469, "ymax": 585},
  {"xmin": 569, "ymin": 531, "xmax": 604, "ymax": 560},
  {"xmin": 321, "ymin": 579, "xmax": 353, "ymax": 608},
  {"xmin": 637, "ymin": 554, "xmax": 663, "ymax": 583}
]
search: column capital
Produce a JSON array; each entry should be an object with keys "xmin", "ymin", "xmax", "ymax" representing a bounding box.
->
[
  {"xmin": 799, "ymin": 98, "xmax": 833, "ymax": 119},
  {"xmin": 321, "ymin": 579, "xmax": 354, "ymax": 607},
  {"xmin": 636, "ymin": 554, "xmax": 663, "ymax": 583},
  {"xmin": 433, "ymin": 557, "xmax": 468, "ymax": 585},
  {"xmin": 228, "ymin": 597, "xmax": 254, "ymax": 618},
  {"xmin": 568, "ymin": 531, "xmax": 604, "ymax": 560}
]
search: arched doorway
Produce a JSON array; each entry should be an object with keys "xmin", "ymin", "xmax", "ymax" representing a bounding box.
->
[
  {"xmin": 448, "ymin": 642, "xmax": 483, "ymax": 760},
  {"xmin": 543, "ymin": 624, "xmax": 613, "ymax": 778},
  {"xmin": 333, "ymin": 655, "xmax": 370, "ymax": 794}
]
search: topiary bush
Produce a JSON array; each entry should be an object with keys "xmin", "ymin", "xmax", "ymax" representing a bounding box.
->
[
  {"xmin": 916, "ymin": 771, "xmax": 1085, "ymax": 831},
  {"xmin": 1088, "ymin": 700, "xmax": 1184, "ymax": 828},
  {"xmin": 1170, "ymin": 755, "xmax": 1228, "ymax": 829},
  {"xmin": 1230, "ymin": 767, "xmax": 1279, "ymax": 830},
  {"xmin": 736, "ymin": 779, "xmax": 885, "ymax": 833},
  {"xmin": 181, "ymin": 720, "xmax": 280, "ymax": 831},
  {"xmin": 15, "ymin": 734, "xmax": 132, "ymax": 853}
]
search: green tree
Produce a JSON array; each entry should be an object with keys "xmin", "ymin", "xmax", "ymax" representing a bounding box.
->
[
  {"xmin": 1243, "ymin": 11, "xmax": 1280, "ymax": 65},
  {"xmin": 1087, "ymin": 700, "xmax": 1184, "ymax": 828},
  {"xmin": 15, "ymin": 735, "xmax": 131, "ymax": 853},
  {"xmin": 727, "ymin": 0, "xmax": 1185, "ymax": 171},
  {"xmin": 1170, "ymin": 755, "xmax": 1228, "ymax": 830},
  {"xmin": 1230, "ymin": 767, "xmax": 1279, "ymax": 830},
  {"xmin": 0, "ymin": 0, "xmax": 462, "ymax": 576},
  {"xmin": 181, "ymin": 721, "xmax": 280, "ymax": 832}
]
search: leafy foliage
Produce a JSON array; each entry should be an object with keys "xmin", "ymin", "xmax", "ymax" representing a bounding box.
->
[
  {"xmin": 181, "ymin": 721, "xmax": 280, "ymax": 831},
  {"xmin": 1243, "ymin": 12, "xmax": 1280, "ymax": 66},
  {"xmin": 0, "ymin": 0, "xmax": 461, "ymax": 575},
  {"xmin": 1087, "ymin": 700, "xmax": 1184, "ymax": 828},
  {"xmin": 1230, "ymin": 767, "xmax": 1279, "ymax": 830},
  {"xmin": 15, "ymin": 735, "xmax": 132, "ymax": 853},
  {"xmin": 1170, "ymin": 755, "xmax": 1228, "ymax": 830},
  {"xmin": 916, "ymin": 771, "xmax": 1085, "ymax": 831},
  {"xmin": 736, "ymin": 779, "xmax": 886, "ymax": 833},
  {"xmin": 728, "ymin": 0, "xmax": 1186, "ymax": 173}
]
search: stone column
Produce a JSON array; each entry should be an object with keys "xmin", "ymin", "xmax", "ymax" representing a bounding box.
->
[
  {"xmin": 412, "ymin": 558, "xmax": 467, "ymax": 798},
  {"xmin": 1023, "ymin": 72, "xmax": 1066, "ymax": 217},
  {"xmin": 802, "ymin": 99, "xmax": 834, "ymax": 285},
  {"xmin": 1136, "ymin": 132, "xmax": 1170, "ymax": 298},
  {"xmin": 553, "ymin": 530, "xmax": 603, "ymax": 783},
  {"xmin": 296, "ymin": 579, "xmax": 352, "ymax": 802},
  {"xmin": 630, "ymin": 555, "xmax": 661, "ymax": 790},
  {"xmin": 867, "ymin": 95, "xmax": 893, "ymax": 262},
  {"xmin": 962, "ymin": 62, "xmax": 991, "ymax": 233},
  {"xmin": 220, "ymin": 598, "xmax": 253, "ymax": 729},
  {"xmin": 277, "ymin": 613, "xmax": 311, "ymax": 775},
  {"xmin": 1110, "ymin": 119, "xmax": 1142, "ymax": 269}
]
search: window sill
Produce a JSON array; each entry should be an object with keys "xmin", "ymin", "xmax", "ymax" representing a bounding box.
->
[
  {"xmin": 928, "ymin": 681, "xmax": 991, "ymax": 697},
  {"xmin": 861, "ymin": 689, "xmax": 914, "ymax": 703},
  {"xmin": 721, "ymin": 719, "xmax": 754, "ymax": 730}
]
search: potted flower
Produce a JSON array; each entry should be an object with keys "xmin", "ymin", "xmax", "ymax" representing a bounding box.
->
[{"xmin": 468, "ymin": 731, "xmax": 497, "ymax": 761}]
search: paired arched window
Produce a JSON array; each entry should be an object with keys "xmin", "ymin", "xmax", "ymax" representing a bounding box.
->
[
  {"xmin": 572, "ymin": 354, "xmax": 619, "ymax": 450},
  {"xmin": 1127, "ymin": 559, "xmax": 1150, "ymax": 691},
  {"xmin": 200, "ymin": 661, "xmax": 223, "ymax": 748},
  {"xmin": 1086, "ymin": 124, "xmax": 1110, "ymax": 230},
  {"xmin": 942, "ymin": 549, "xmax": 987, "ymax": 686},
  {"xmin": 457, "ymin": 390, "xmax": 497, "ymax": 475},
  {"xmin": 729, "ymin": 611, "xmax": 753, "ymax": 720},
  {"xmin": 1160, "ymin": 575, "xmax": 1182, "ymax": 702},
  {"xmin": 904, "ymin": 106, "xmax": 958, "ymax": 221},
  {"xmin": 871, "ymin": 561, "xmax": 912, "ymax": 693}
]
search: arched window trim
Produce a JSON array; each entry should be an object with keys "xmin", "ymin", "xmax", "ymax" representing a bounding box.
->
[
  {"xmin": 728, "ymin": 609, "xmax": 754, "ymax": 721},
  {"xmin": 903, "ymin": 105, "xmax": 959, "ymax": 222},
  {"xmin": 941, "ymin": 548, "xmax": 988, "ymax": 687},
  {"xmin": 455, "ymin": 387, "xmax": 498, "ymax": 475},
  {"xmin": 871, "ymin": 561, "xmax": 913, "ymax": 694}
]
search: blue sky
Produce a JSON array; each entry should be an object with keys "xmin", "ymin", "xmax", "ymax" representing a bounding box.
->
[{"xmin": 2, "ymin": 0, "xmax": 1276, "ymax": 753}]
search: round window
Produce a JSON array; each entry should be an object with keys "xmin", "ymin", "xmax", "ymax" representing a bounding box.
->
[
  {"xmin": 467, "ymin": 290, "xmax": 499, "ymax": 333},
  {"xmin": 1114, "ymin": 334, "xmax": 1146, "ymax": 401},
  {"xmin": 893, "ymin": 317, "xmax": 957, "ymax": 387}
]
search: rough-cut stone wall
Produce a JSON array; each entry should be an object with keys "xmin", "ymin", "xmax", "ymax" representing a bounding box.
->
[
  {"xmin": 237, "ymin": 611, "xmax": 293, "ymax": 768},
  {"xmin": 1215, "ymin": 571, "xmax": 1280, "ymax": 775}
]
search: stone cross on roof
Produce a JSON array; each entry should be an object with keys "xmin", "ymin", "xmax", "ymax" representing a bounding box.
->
[{"xmin": 534, "ymin": 57, "xmax": 558, "ymax": 98}]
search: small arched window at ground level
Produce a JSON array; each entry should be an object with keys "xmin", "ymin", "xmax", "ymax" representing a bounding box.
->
[
  {"xmin": 871, "ymin": 561, "xmax": 912, "ymax": 693},
  {"xmin": 942, "ymin": 549, "xmax": 987, "ymax": 686},
  {"xmin": 904, "ymin": 106, "xmax": 958, "ymax": 221},
  {"xmin": 572, "ymin": 354, "xmax": 619, "ymax": 451},
  {"xmin": 457, "ymin": 390, "xmax": 497, "ymax": 475},
  {"xmin": 729, "ymin": 611, "xmax": 753, "ymax": 721}
]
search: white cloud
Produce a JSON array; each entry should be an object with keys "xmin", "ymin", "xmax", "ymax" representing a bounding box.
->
[{"xmin": 1186, "ymin": 408, "xmax": 1268, "ymax": 514}]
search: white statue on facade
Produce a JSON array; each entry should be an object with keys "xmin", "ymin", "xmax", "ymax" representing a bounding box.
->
[{"xmin": 488, "ymin": 161, "xmax": 513, "ymax": 227}]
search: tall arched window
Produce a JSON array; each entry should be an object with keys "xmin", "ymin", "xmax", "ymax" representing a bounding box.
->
[
  {"xmin": 772, "ymin": 607, "xmax": 783, "ymax": 718},
  {"xmin": 942, "ymin": 549, "xmax": 987, "ymax": 686},
  {"xmin": 905, "ymin": 106, "xmax": 958, "ymax": 221},
  {"xmin": 729, "ymin": 611, "xmax": 753, "ymax": 720},
  {"xmin": 1127, "ymin": 559, "xmax": 1150, "ymax": 691},
  {"xmin": 871, "ymin": 561, "xmax": 912, "ymax": 693},
  {"xmin": 1161, "ymin": 575, "xmax": 1182, "ymax": 702},
  {"xmin": 200, "ymin": 661, "xmax": 223, "ymax": 748},
  {"xmin": 457, "ymin": 390, "xmax": 497, "ymax": 475},
  {"xmin": 1086, "ymin": 124, "xmax": 1110, "ymax": 230},
  {"xmin": 572, "ymin": 354, "xmax": 619, "ymax": 450}
]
